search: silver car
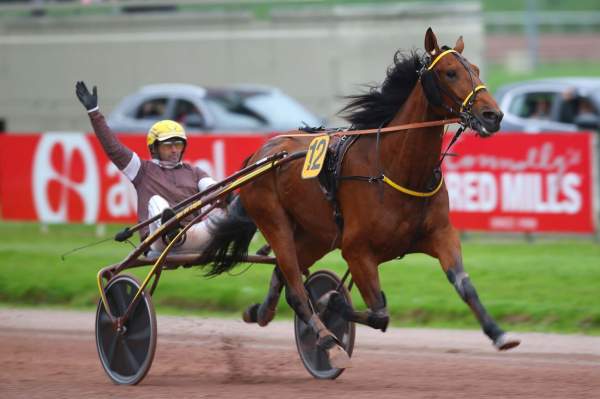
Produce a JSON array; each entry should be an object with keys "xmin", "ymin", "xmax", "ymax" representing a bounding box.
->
[
  {"xmin": 107, "ymin": 83, "xmax": 322, "ymax": 134},
  {"xmin": 495, "ymin": 78, "xmax": 600, "ymax": 133}
]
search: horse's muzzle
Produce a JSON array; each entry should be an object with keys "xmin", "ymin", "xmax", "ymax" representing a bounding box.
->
[
  {"xmin": 473, "ymin": 108, "xmax": 503, "ymax": 136},
  {"xmin": 480, "ymin": 109, "xmax": 503, "ymax": 134}
]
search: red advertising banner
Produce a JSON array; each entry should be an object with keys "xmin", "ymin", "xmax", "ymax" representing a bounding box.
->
[
  {"xmin": 442, "ymin": 132, "xmax": 596, "ymax": 233},
  {"xmin": 0, "ymin": 131, "xmax": 596, "ymax": 233},
  {"xmin": 0, "ymin": 133, "xmax": 267, "ymax": 223}
]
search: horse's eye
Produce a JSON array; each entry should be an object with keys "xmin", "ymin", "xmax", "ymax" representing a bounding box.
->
[{"xmin": 446, "ymin": 70, "xmax": 457, "ymax": 79}]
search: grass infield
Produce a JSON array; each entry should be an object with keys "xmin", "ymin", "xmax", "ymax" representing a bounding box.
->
[{"xmin": 0, "ymin": 222, "xmax": 598, "ymax": 335}]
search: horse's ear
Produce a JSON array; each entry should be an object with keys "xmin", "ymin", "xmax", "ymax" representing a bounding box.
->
[
  {"xmin": 424, "ymin": 27, "xmax": 440, "ymax": 56},
  {"xmin": 454, "ymin": 36, "xmax": 464, "ymax": 54}
]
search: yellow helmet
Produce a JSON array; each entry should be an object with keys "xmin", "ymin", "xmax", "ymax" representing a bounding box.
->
[{"xmin": 146, "ymin": 120, "xmax": 187, "ymax": 147}]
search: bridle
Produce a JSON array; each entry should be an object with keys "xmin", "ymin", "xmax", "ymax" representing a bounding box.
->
[{"xmin": 419, "ymin": 48, "xmax": 489, "ymax": 136}]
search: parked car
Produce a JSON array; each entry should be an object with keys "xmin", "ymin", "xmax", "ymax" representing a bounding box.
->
[
  {"xmin": 107, "ymin": 83, "xmax": 322, "ymax": 134},
  {"xmin": 494, "ymin": 78, "xmax": 600, "ymax": 133}
]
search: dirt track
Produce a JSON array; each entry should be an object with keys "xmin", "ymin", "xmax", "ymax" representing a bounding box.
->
[{"xmin": 1, "ymin": 308, "xmax": 599, "ymax": 399}]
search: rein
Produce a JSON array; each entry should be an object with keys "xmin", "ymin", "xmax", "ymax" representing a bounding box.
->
[
  {"xmin": 275, "ymin": 118, "xmax": 467, "ymax": 198},
  {"xmin": 274, "ymin": 118, "xmax": 460, "ymax": 139},
  {"xmin": 276, "ymin": 118, "xmax": 463, "ymax": 198}
]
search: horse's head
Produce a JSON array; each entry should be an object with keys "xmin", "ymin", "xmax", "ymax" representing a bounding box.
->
[{"xmin": 420, "ymin": 27, "xmax": 502, "ymax": 137}]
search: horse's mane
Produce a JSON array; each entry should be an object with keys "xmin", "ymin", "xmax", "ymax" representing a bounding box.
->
[{"xmin": 340, "ymin": 50, "xmax": 424, "ymax": 129}]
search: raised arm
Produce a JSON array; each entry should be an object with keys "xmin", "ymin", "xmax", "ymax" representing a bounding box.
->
[{"xmin": 76, "ymin": 81, "xmax": 140, "ymax": 179}]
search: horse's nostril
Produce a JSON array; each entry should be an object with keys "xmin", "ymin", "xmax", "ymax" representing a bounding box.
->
[{"xmin": 482, "ymin": 111, "xmax": 499, "ymax": 123}]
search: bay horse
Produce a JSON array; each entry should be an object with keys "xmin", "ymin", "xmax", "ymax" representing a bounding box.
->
[{"xmin": 201, "ymin": 28, "xmax": 520, "ymax": 366}]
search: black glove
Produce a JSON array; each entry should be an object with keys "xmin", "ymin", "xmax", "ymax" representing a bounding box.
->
[{"xmin": 75, "ymin": 81, "xmax": 98, "ymax": 111}]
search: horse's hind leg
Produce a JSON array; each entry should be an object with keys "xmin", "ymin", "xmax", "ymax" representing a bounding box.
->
[
  {"xmin": 420, "ymin": 226, "xmax": 520, "ymax": 350},
  {"xmin": 247, "ymin": 205, "xmax": 351, "ymax": 366},
  {"xmin": 242, "ymin": 267, "xmax": 283, "ymax": 326},
  {"xmin": 243, "ymin": 231, "xmax": 329, "ymax": 327}
]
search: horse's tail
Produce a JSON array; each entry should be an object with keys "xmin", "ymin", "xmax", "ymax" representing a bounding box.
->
[{"xmin": 201, "ymin": 195, "xmax": 257, "ymax": 277}]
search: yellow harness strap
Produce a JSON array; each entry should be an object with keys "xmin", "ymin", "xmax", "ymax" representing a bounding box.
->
[
  {"xmin": 382, "ymin": 174, "xmax": 444, "ymax": 197},
  {"xmin": 461, "ymin": 84, "xmax": 487, "ymax": 111},
  {"xmin": 427, "ymin": 49, "xmax": 457, "ymax": 70}
]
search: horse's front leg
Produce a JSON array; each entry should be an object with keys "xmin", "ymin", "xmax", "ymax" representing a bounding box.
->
[
  {"xmin": 334, "ymin": 247, "xmax": 389, "ymax": 332},
  {"xmin": 423, "ymin": 226, "xmax": 520, "ymax": 350}
]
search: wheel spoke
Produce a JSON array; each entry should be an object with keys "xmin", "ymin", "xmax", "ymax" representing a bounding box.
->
[
  {"xmin": 98, "ymin": 310, "xmax": 113, "ymax": 327},
  {"xmin": 121, "ymin": 340, "xmax": 141, "ymax": 373},
  {"xmin": 303, "ymin": 345, "xmax": 318, "ymax": 369},
  {"xmin": 127, "ymin": 300, "xmax": 148, "ymax": 335},
  {"xmin": 315, "ymin": 349, "xmax": 330, "ymax": 371},
  {"xmin": 106, "ymin": 334, "xmax": 119, "ymax": 368},
  {"xmin": 126, "ymin": 327, "xmax": 150, "ymax": 343},
  {"xmin": 298, "ymin": 323, "xmax": 316, "ymax": 349},
  {"xmin": 111, "ymin": 283, "xmax": 128, "ymax": 316}
]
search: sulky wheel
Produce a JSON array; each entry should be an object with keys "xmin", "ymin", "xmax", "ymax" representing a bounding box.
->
[
  {"xmin": 294, "ymin": 269, "xmax": 355, "ymax": 379},
  {"xmin": 95, "ymin": 274, "xmax": 157, "ymax": 385}
]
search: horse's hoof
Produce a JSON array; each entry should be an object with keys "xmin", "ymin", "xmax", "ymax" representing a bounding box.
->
[
  {"xmin": 327, "ymin": 344, "xmax": 352, "ymax": 369},
  {"xmin": 256, "ymin": 305, "xmax": 276, "ymax": 327},
  {"xmin": 494, "ymin": 333, "xmax": 521, "ymax": 351},
  {"xmin": 242, "ymin": 303, "xmax": 260, "ymax": 323},
  {"xmin": 367, "ymin": 310, "xmax": 389, "ymax": 332}
]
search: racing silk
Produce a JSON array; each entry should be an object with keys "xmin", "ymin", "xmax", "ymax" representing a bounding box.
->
[{"xmin": 88, "ymin": 110, "xmax": 216, "ymax": 238}]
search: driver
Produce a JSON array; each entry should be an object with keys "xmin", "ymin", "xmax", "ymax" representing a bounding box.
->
[{"xmin": 75, "ymin": 81, "xmax": 223, "ymax": 254}]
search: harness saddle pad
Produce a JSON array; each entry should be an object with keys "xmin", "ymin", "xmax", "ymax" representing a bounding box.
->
[{"xmin": 317, "ymin": 134, "xmax": 359, "ymax": 230}]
